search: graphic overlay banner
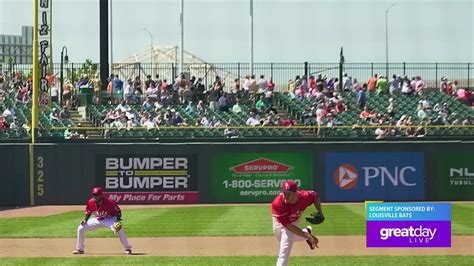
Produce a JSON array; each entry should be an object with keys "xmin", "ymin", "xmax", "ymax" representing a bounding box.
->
[
  {"xmin": 366, "ymin": 202, "xmax": 451, "ymax": 247},
  {"xmin": 96, "ymin": 155, "xmax": 198, "ymax": 204},
  {"xmin": 436, "ymin": 153, "xmax": 474, "ymax": 200},
  {"xmin": 212, "ymin": 153, "xmax": 312, "ymax": 203},
  {"xmin": 325, "ymin": 152, "xmax": 425, "ymax": 201}
]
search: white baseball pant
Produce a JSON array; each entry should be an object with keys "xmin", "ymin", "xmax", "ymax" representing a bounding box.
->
[
  {"xmin": 76, "ymin": 217, "xmax": 132, "ymax": 251},
  {"xmin": 273, "ymin": 217, "xmax": 310, "ymax": 266}
]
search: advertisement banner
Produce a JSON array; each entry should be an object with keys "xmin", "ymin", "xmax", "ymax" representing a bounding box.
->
[
  {"xmin": 325, "ymin": 152, "xmax": 425, "ymax": 201},
  {"xmin": 436, "ymin": 153, "xmax": 474, "ymax": 200},
  {"xmin": 366, "ymin": 202, "xmax": 451, "ymax": 247},
  {"xmin": 212, "ymin": 153, "xmax": 312, "ymax": 203},
  {"xmin": 96, "ymin": 155, "xmax": 198, "ymax": 204}
]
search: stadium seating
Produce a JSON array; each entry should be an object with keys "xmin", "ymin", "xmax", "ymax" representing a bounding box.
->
[{"xmin": 1, "ymin": 85, "xmax": 473, "ymax": 140}]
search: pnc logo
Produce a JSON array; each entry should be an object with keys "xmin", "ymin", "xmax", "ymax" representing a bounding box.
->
[{"xmin": 333, "ymin": 164, "xmax": 358, "ymax": 190}]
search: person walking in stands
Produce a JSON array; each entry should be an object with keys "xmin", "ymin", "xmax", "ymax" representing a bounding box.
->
[
  {"xmin": 112, "ymin": 75, "xmax": 123, "ymax": 104},
  {"xmin": 356, "ymin": 84, "xmax": 367, "ymax": 109},
  {"xmin": 367, "ymin": 74, "xmax": 378, "ymax": 93},
  {"xmin": 376, "ymin": 75, "xmax": 388, "ymax": 95}
]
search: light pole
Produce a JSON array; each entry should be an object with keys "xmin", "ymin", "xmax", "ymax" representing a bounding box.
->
[
  {"xmin": 250, "ymin": 0, "xmax": 254, "ymax": 76},
  {"xmin": 109, "ymin": 0, "xmax": 114, "ymax": 74},
  {"xmin": 143, "ymin": 28, "xmax": 153, "ymax": 76},
  {"xmin": 179, "ymin": 0, "xmax": 184, "ymax": 75},
  {"xmin": 385, "ymin": 3, "xmax": 396, "ymax": 78},
  {"xmin": 60, "ymin": 46, "xmax": 69, "ymax": 106}
]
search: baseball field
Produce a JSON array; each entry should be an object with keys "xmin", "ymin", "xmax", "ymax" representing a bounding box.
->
[{"xmin": 0, "ymin": 202, "xmax": 473, "ymax": 265}]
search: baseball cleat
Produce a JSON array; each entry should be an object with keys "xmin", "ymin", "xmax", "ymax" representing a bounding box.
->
[
  {"xmin": 305, "ymin": 226, "xmax": 318, "ymax": 250},
  {"xmin": 125, "ymin": 249, "xmax": 132, "ymax": 255},
  {"xmin": 72, "ymin": 249, "xmax": 84, "ymax": 255}
]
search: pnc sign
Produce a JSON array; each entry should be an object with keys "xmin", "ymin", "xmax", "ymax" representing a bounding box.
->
[{"xmin": 325, "ymin": 153, "xmax": 425, "ymax": 201}]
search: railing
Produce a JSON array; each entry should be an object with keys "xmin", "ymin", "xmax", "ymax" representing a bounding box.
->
[
  {"xmin": 1, "ymin": 62, "xmax": 472, "ymax": 92},
  {"xmin": 1, "ymin": 124, "xmax": 474, "ymax": 142}
]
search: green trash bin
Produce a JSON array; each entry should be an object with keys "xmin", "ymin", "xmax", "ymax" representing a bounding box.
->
[{"xmin": 79, "ymin": 85, "xmax": 93, "ymax": 106}]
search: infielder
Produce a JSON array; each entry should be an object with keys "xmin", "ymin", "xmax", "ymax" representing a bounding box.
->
[
  {"xmin": 73, "ymin": 187, "xmax": 132, "ymax": 255},
  {"xmin": 271, "ymin": 180, "xmax": 324, "ymax": 266}
]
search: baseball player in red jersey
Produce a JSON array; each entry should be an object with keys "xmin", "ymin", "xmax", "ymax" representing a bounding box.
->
[
  {"xmin": 271, "ymin": 180, "xmax": 322, "ymax": 266},
  {"xmin": 72, "ymin": 187, "xmax": 132, "ymax": 255}
]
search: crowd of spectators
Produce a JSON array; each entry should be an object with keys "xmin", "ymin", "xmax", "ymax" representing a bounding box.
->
[
  {"xmin": 1, "ymin": 68, "xmax": 473, "ymax": 139},
  {"xmin": 0, "ymin": 73, "xmax": 31, "ymax": 132},
  {"xmin": 95, "ymin": 73, "xmax": 299, "ymax": 138},
  {"xmin": 285, "ymin": 72, "xmax": 473, "ymax": 139}
]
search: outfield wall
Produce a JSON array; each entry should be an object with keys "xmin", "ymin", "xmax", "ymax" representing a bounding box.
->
[{"xmin": 1, "ymin": 142, "xmax": 473, "ymax": 206}]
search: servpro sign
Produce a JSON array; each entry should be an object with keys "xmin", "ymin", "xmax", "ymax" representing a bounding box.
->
[
  {"xmin": 230, "ymin": 158, "xmax": 293, "ymax": 174},
  {"xmin": 212, "ymin": 153, "xmax": 312, "ymax": 203},
  {"xmin": 96, "ymin": 155, "xmax": 198, "ymax": 204}
]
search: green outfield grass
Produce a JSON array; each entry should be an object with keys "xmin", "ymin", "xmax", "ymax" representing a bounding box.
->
[
  {"xmin": 1, "ymin": 256, "xmax": 473, "ymax": 265},
  {"xmin": 0, "ymin": 203, "xmax": 472, "ymax": 238}
]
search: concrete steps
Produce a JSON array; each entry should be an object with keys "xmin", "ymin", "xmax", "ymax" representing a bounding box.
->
[{"xmin": 69, "ymin": 108, "xmax": 102, "ymax": 139}]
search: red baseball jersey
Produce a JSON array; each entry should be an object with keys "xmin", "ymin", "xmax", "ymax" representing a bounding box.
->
[
  {"xmin": 85, "ymin": 197, "xmax": 121, "ymax": 220},
  {"xmin": 271, "ymin": 190, "xmax": 318, "ymax": 227}
]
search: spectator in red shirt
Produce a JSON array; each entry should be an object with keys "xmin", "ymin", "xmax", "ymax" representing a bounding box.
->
[
  {"xmin": 447, "ymin": 81, "xmax": 453, "ymax": 96},
  {"xmin": 282, "ymin": 117, "xmax": 296, "ymax": 127},
  {"xmin": 272, "ymin": 181, "xmax": 322, "ymax": 266},
  {"xmin": 367, "ymin": 74, "xmax": 378, "ymax": 92},
  {"xmin": 265, "ymin": 77, "xmax": 275, "ymax": 105},
  {"xmin": 0, "ymin": 116, "xmax": 9, "ymax": 129},
  {"xmin": 359, "ymin": 106, "xmax": 373, "ymax": 120}
]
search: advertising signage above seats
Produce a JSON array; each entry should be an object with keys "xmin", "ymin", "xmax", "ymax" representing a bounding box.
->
[{"xmin": 325, "ymin": 152, "xmax": 425, "ymax": 201}]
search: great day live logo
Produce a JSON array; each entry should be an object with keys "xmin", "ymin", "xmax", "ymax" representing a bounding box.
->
[{"xmin": 366, "ymin": 202, "xmax": 451, "ymax": 247}]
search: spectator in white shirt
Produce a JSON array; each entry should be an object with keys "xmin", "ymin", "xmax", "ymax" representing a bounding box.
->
[
  {"xmin": 342, "ymin": 73, "xmax": 352, "ymax": 91},
  {"xmin": 389, "ymin": 75, "xmax": 401, "ymax": 96},
  {"xmin": 113, "ymin": 115, "xmax": 128, "ymax": 129},
  {"xmin": 115, "ymin": 100, "xmax": 131, "ymax": 113},
  {"xmin": 123, "ymin": 79, "xmax": 134, "ymax": 101},
  {"xmin": 257, "ymin": 75, "xmax": 267, "ymax": 93},
  {"xmin": 201, "ymin": 116, "xmax": 211, "ymax": 127},
  {"xmin": 243, "ymin": 75, "xmax": 250, "ymax": 91},
  {"xmin": 127, "ymin": 117, "xmax": 138, "ymax": 129},
  {"xmin": 146, "ymin": 83, "xmax": 159, "ymax": 100},
  {"xmin": 51, "ymin": 83, "xmax": 59, "ymax": 103},
  {"xmin": 2, "ymin": 106, "xmax": 14, "ymax": 117},
  {"xmin": 246, "ymin": 112, "xmax": 261, "ymax": 126},
  {"xmin": 9, "ymin": 117, "xmax": 19, "ymax": 129},
  {"xmin": 142, "ymin": 117, "xmax": 156, "ymax": 130}
]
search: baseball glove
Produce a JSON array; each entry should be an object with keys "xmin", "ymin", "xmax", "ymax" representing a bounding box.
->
[
  {"xmin": 306, "ymin": 212, "xmax": 325, "ymax": 225},
  {"xmin": 112, "ymin": 221, "xmax": 122, "ymax": 234}
]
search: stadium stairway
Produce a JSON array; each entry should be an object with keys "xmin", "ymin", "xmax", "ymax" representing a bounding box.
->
[{"xmin": 69, "ymin": 109, "xmax": 102, "ymax": 138}]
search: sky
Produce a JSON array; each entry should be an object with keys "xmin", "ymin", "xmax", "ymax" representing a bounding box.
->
[{"xmin": 0, "ymin": 0, "xmax": 473, "ymax": 64}]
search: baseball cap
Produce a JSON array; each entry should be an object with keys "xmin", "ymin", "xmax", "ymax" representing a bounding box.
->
[
  {"xmin": 281, "ymin": 180, "xmax": 297, "ymax": 193},
  {"xmin": 92, "ymin": 187, "xmax": 103, "ymax": 195}
]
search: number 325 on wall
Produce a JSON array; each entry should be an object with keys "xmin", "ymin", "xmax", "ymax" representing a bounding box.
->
[{"xmin": 37, "ymin": 156, "xmax": 44, "ymax": 196}]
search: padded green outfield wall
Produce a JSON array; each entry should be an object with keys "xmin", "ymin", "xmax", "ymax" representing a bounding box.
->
[{"xmin": 0, "ymin": 141, "xmax": 473, "ymax": 206}]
